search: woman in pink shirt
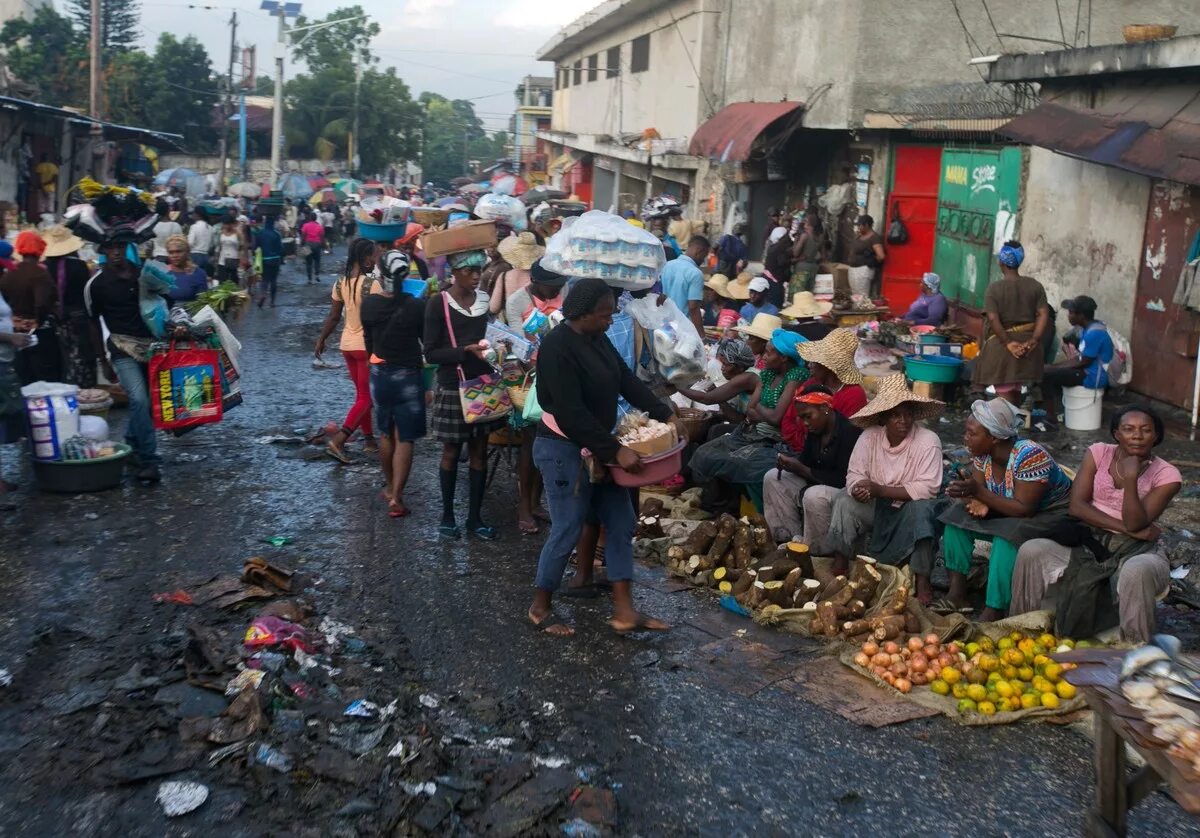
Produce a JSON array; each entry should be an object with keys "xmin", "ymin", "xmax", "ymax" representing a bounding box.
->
[
  {"xmin": 1011, "ymin": 405, "xmax": 1182, "ymax": 642},
  {"xmin": 300, "ymin": 214, "xmax": 325, "ymax": 283}
]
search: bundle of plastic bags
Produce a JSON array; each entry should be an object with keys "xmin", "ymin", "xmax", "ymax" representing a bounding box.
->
[
  {"xmin": 541, "ymin": 210, "xmax": 666, "ymax": 290},
  {"xmin": 623, "ymin": 295, "xmax": 705, "ymax": 384},
  {"xmin": 473, "ymin": 193, "xmax": 527, "ymax": 231}
]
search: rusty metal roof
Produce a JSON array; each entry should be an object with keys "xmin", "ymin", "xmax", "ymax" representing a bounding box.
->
[
  {"xmin": 688, "ymin": 101, "xmax": 804, "ymax": 162},
  {"xmin": 999, "ymin": 84, "xmax": 1200, "ymax": 185}
]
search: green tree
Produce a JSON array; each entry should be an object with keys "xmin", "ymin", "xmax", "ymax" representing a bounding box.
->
[
  {"xmin": 67, "ymin": 0, "xmax": 140, "ymax": 57},
  {"xmin": 289, "ymin": 5, "xmax": 378, "ymax": 73},
  {"xmin": 143, "ymin": 35, "xmax": 219, "ymax": 150},
  {"xmin": 0, "ymin": 6, "xmax": 88, "ymax": 107},
  {"xmin": 418, "ymin": 94, "xmax": 496, "ymax": 185}
]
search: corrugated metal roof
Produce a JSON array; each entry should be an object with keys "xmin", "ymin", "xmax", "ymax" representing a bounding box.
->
[
  {"xmin": 999, "ymin": 84, "xmax": 1200, "ymax": 186},
  {"xmin": 688, "ymin": 101, "xmax": 804, "ymax": 162},
  {"xmin": 0, "ymin": 94, "xmax": 185, "ymax": 149}
]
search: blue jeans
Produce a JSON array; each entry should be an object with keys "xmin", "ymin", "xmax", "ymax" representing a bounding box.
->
[
  {"xmin": 533, "ymin": 436, "xmax": 634, "ymax": 592},
  {"xmin": 112, "ymin": 355, "xmax": 159, "ymax": 464},
  {"xmin": 260, "ymin": 261, "xmax": 281, "ymax": 305},
  {"xmin": 370, "ymin": 364, "xmax": 426, "ymax": 442}
]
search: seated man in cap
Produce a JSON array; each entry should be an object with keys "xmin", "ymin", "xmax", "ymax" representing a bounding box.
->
[
  {"xmin": 738, "ymin": 276, "xmax": 780, "ymax": 323},
  {"xmin": 1040, "ymin": 295, "xmax": 1113, "ymax": 428}
]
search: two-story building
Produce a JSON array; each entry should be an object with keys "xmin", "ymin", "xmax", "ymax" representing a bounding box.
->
[{"xmin": 511, "ymin": 76, "xmax": 554, "ymax": 187}]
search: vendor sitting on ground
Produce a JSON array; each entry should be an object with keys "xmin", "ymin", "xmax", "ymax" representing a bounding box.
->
[
  {"xmin": 902, "ymin": 272, "xmax": 948, "ymax": 327},
  {"xmin": 674, "ymin": 338, "xmax": 759, "ymax": 439},
  {"xmin": 1010, "ymin": 405, "xmax": 1181, "ymax": 643},
  {"xmin": 763, "ymin": 387, "xmax": 862, "ymax": 544},
  {"xmin": 702, "ymin": 274, "xmax": 739, "ymax": 328},
  {"xmin": 1040, "ymin": 295, "xmax": 1113, "ymax": 429},
  {"xmin": 939, "ymin": 397, "xmax": 1073, "ymax": 619},
  {"xmin": 782, "ymin": 329, "xmax": 868, "ymax": 454},
  {"xmin": 818, "ymin": 375, "xmax": 945, "ymax": 578},
  {"xmin": 690, "ymin": 329, "xmax": 807, "ymax": 513},
  {"xmin": 738, "ymin": 276, "xmax": 780, "ymax": 322},
  {"xmin": 735, "ymin": 312, "xmax": 781, "ymax": 369}
]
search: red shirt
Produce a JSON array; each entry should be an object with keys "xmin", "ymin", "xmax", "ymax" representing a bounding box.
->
[{"xmin": 782, "ymin": 383, "xmax": 868, "ymax": 453}]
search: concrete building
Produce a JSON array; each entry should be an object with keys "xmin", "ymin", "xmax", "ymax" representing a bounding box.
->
[
  {"xmin": 0, "ymin": 0, "xmax": 47, "ymax": 24},
  {"xmin": 989, "ymin": 33, "xmax": 1200, "ymax": 411},
  {"xmin": 536, "ymin": 0, "xmax": 1194, "ymax": 311},
  {"xmin": 511, "ymin": 76, "xmax": 553, "ymax": 186}
]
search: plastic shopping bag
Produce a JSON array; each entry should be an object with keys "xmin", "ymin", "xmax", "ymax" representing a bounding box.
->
[
  {"xmin": 624, "ymin": 295, "xmax": 706, "ymax": 385},
  {"xmin": 149, "ymin": 342, "xmax": 224, "ymax": 430}
]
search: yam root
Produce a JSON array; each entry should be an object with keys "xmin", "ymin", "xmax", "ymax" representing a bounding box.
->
[
  {"xmin": 829, "ymin": 580, "xmax": 859, "ymax": 611},
  {"xmin": 781, "ymin": 567, "xmax": 802, "ymax": 600},
  {"xmin": 718, "ymin": 581, "xmax": 733, "ymax": 594},
  {"xmin": 757, "ymin": 559, "xmax": 800, "ymax": 583},
  {"xmin": 731, "ymin": 523, "xmax": 753, "ymax": 569},
  {"xmin": 686, "ymin": 554, "xmax": 713, "ymax": 574},
  {"xmin": 801, "ymin": 600, "xmax": 818, "ymax": 612},
  {"xmin": 764, "ymin": 580, "xmax": 789, "ymax": 607},
  {"xmin": 904, "ymin": 610, "xmax": 921, "ymax": 635},
  {"xmin": 712, "ymin": 566, "xmax": 741, "ymax": 584},
  {"xmin": 816, "ymin": 575, "xmax": 848, "ymax": 603},
  {"xmin": 640, "ymin": 497, "xmax": 666, "ymax": 518},
  {"xmin": 815, "ymin": 601, "xmax": 840, "ymax": 637},
  {"xmin": 842, "ymin": 619, "xmax": 872, "ymax": 637},
  {"xmin": 742, "ymin": 512, "xmax": 768, "ymax": 529},
  {"xmin": 731, "ymin": 570, "xmax": 757, "ymax": 597},
  {"xmin": 705, "ymin": 514, "xmax": 738, "ymax": 562},
  {"xmin": 785, "ymin": 541, "xmax": 815, "ymax": 578},
  {"xmin": 850, "ymin": 559, "xmax": 882, "ymax": 603},
  {"xmin": 635, "ymin": 516, "xmax": 666, "ymax": 540},
  {"xmin": 847, "ymin": 599, "xmax": 866, "ymax": 620},
  {"xmin": 751, "ymin": 526, "xmax": 771, "ymax": 556},
  {"xmin": 871, "ymin": 615, "xmax": 906, "ymax": 641},
  {"xmin": 878, "ymin": 585, "xmax": 910, "ymax": 617},
  {"xmin": 747, "ymin": 581, "xmax": 767, "ymax": 609},
  {"xmin": 676, "ymin": 520, "xmax": 718, "ymax": 558},
  {"xmin": 794, "ymin": 578, "xmax": 822, "ymax": 606}
]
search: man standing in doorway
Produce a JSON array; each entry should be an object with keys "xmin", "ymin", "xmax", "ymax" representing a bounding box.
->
[
  {"xmin": 660, "ymin": 234, "xmax": 710, "ymax": 334},
  {"xmin": 34, "ymin": 153, "xmax": 59, "ymax": 216}
]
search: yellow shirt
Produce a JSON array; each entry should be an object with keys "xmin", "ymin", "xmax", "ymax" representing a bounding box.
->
[
  {"xmin": 332, "ymin": 274, "xmax": 369, "ymax": 352},
  {"xmin": 34, "ymin": 162, "xmax": 58, "ymax": 190}
]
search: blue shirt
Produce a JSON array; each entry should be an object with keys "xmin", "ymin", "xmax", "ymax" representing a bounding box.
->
[
  {"xmin": 660, "ymin": 254, "xmax": 703, "ymax": 314},
  {"xmin": 606, "ymin": 307, "xmax": 636, "ymax": 419},
  {"xmin": 739, "ymin": 301, "xmax": 780, "ymax": 321},
  {"xmin": 1078, "ymin": 321, "xmax": 1114, "ymax": 388},
  {"xmin": 256, "ymin": 227, "xmax": 284, "ymax": 261}
]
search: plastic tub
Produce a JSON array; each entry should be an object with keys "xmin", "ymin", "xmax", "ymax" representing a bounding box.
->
[
  {"xmin": 903, "ymin": 354, "xmax": 963, "ymax": 384},
  {"xmin": 608, "ymin": 440, "xmax": 686, "ymax": 488},
  {"xmin": 918, "ymin": 333, "xmax": 948, "ymax": 345},
  {"xmin": 357, "ymin": 220, "xmax": 411, "ymax": 242},
  {"xmin": 32, "ymin": 443, "xmax": 132, "ymax": 493},
  {"xmin": 1063, "ymin": 385, "xmax": 1103, "ymax": 430}
]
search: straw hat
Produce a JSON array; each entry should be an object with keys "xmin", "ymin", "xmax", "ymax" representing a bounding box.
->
[
  {"xmin": 497, "ymin": 231, "xmax": 544, "ymax": 270},
  {"xmin": 779, "ymin": 291, "xmax": 833, "ymax": 320},
  {"xmin": 704, "ymin": 273, "xmax": 732, "ymax": 298},
  {"xmin": 797, "ymin": 328, "xmax": 864, "ymax": 384},
  {"xmin": 42, "ymin": 225, "xmax": 85, "ymax": 258},
  {"xmin": 849, "ymin": 374, "xmax": 944, "ymax": 428},
  {"xmin": 735, "ymin": 312, "xmax": 783, "ymax": 342},
  {"xmin": 727, "ymin": 271, "xmax": 754, "ymax": 300}
]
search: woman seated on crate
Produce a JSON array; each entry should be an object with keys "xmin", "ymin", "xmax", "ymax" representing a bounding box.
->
[
  {"xmin": 689, "ymin": 329, "xmax": 808, "ymax": 514},
  {"xmin": 937, "ymin": 397, "xmax": 1073, "ymax": 620},
  {"xmin": 1010, "ymin": 405, "xmax": 1181, "ymax": 643},
  {"xmin": 901, "ymin": 273, "xmax": 948, "ymax": 327},
  {"xmin": 816, "ymin": 376, "xmax": 948, "ymax": 583},
  {"xmin": 672, "ymin": 338, "xmax": 759, "ymax": 442}
]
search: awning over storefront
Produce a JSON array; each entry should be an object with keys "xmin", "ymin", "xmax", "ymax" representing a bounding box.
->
[
  {"xmin": 999, "ymin": 85, "xmax": 1200, "ymax": 186},
  {"xmin": 688, "ymin": 101, "xmax": 804, "ymax": 162},
  {"xmin": 0, "ymin": 94, "xmax": 185, "ymax": 150}
]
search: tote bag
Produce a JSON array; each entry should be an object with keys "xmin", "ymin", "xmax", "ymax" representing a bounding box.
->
[{"xmin": 441, "ymin": 292, "xmax": 511, "ymax": 424}]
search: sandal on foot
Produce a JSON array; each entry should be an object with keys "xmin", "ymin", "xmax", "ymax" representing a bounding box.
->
[
  {"xmin": 438, "ymin": 523, "xmax": 461, "ymax": 538},
  {"xmin": 325, "ymin": 443, "xmax": 352, "ymax": 464},
  {"xmin": 929, "ymin": 597, "xmax": 973, "ymax": 615},
  {"xmin": 388, "ymin": 501, "xmax": 410, "ymax": 519},
  {"xmin": 609, "ymin": 614, "xmax": 670, "ymax": 635},
  {"xmin": 518, "ymin": 518, "xmax": 540, "ymax": 535},
  {"xmin": 467, "ymin": 523, "xmax": 497, "ymax": 541},
  {"xmin": 528, "ymin": 609, "xmax": 575, "ymax": 636}
]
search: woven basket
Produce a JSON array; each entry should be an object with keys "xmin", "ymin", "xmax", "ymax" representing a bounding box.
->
[
  {"xmin": 1123, "ymin": 23, "xmax": 1177, "ymax": 42},
  {"xmin": 509, "ymin": 384, "xmax": 530, "ymax": 411},
  {"xmin": 676, "ymin": 407, "xmax": 712, "ymax": 444}
]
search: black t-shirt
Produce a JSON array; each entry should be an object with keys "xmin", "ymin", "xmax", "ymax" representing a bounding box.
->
[
  {"xmin": 361, "ymin": 292, "xmax": 425, "ymax": 368},
  {"xmin": 45, "ymin": 256, "xmax": 92, "ymax": 314},
  {"xmin": 86, "ymin": 266, "xmax": 153, "ymax": 339}
]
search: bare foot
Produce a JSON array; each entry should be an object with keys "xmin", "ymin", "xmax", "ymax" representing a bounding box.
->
[
  {"xmin": 388, "ymin": 499, "xmax": 410, "ymax": 518},
  {"xmin": 915, "ymin": 577, "xmax": 935, "ymax": 607},
  {"xmin": 609, "ymin": 611, "xmax": 670, "ymax": 634},
  {"xmin": 978, "ymin": 607, "xmax": 1004, "ymax": 623},
  {"xmin": 527, "ymin": 607, "xmax": 574, "ymax": 636}
]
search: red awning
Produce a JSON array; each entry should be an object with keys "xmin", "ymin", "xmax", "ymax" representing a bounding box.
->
[
  {"xmin": 999, "ymin": 85, "xmax": 1200, "ymax": 186},
  {"xmin": 688, "ymin": 101, "xmax": 804, "ymax": 162}
]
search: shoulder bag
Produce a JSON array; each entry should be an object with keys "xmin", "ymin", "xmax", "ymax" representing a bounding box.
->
[{"xmin": 441, "ymin": 292, "xmax": 512, "ymax": 424}]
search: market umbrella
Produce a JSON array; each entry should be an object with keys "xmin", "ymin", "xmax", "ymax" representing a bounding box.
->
[
  {"xmin": 308, "ymin": 187, "xmax": 349, "ymax": 206},
  {"xmin": 308, "ymin": 175, "xmax": 332, "ymax": 190},
  {"xmin": 276, "ymin": 172, "xmax": 314, "ymax": 200},
  {"xmin": 228, "ymin": 181, "xmax": 261, "ymax": 198},
  {"xmin": 520, "ymin": 186, "xmax": 569, "ymax": 205},
  {"xmin": 333, "ymin": 178, "xmax": 362, "ymax": 194},
  {"xmin": 153, "ymin": 167, "xmax": 197, "ymax": 187}
]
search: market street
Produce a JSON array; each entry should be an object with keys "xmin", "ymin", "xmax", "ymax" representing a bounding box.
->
[{"xmin": 0, "ymin": 249, "xmax": 1195, "ymax": 835}]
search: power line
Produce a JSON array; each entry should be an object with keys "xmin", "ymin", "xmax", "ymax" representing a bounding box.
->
[
  {"xmin": 979, "ymin": 0, "xmax": 1005, "ymax": 50},
  {"xmin": 948, "ymin": 0, "xmax": 988, "ymax": 81},
  {"xmin": 1053, "ymin": 0, "xmax": 1067, "ymax": 46}
]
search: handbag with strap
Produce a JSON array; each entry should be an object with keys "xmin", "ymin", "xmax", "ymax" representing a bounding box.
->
[{"xmin": 441, "ymin": 291, "xmax": 512, "ymax": 424}]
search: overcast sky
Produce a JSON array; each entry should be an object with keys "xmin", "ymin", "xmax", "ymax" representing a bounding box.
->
[{"xmin": 127, "ymin": 0, "xmax": 602, "ymax": 133}]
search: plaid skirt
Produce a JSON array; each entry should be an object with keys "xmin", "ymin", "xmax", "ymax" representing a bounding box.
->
[{"xmin": 430, "ymin": 385, "xmax": 505, "ymax": 444}]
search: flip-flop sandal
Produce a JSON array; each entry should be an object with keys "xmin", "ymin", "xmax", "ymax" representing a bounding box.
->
[
  {"xmin": 325, "ymin": 443, "xmax": 352, "ymax": 465},
  {"xmin": 468, "ymin": 524, "xmax": 498, "ymax": 541},
  {"xmin": 388, "ymin": 503, "xmax": 410, "ymax": 519},
  {"xmin": 438, "ymin": 523, "xmax": 461, "ymax": 538},
  {"xmin": 609, "ymin": 615, "xmax": 670, "ymax": 635},
  {"xmin": 561, "ymin": 585, "xmax": 599, "ymax": 599},
  {"xmin": 930, "ymin": 597, "xmax": 974, "ymax": 615},
  {"xmin": 528, "ymin": 610, "xmax": 575, "ymax": 636}
]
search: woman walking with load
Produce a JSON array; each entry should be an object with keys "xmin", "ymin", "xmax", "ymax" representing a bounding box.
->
[
  {"xmin": 315, "ymin": 238, "xmax": 380, "ymax": 462},
  {"xmin": 424, "ymin": 248, "xmax": 504, "ymax": 539},
  {"xmin": 529, "ymin": 277, "xmax": 677, "ymax": 636},
  {"xmin": 971, "ymin": 241, "xmax": 1050, "ymax": 405}
]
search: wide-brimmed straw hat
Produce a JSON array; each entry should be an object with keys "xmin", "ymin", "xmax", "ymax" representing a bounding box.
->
[
  {"xmin": 797, "ymin": 328, "xmax": 864, "ymax": 385},
  {"xmin": 850, "ymin": 374, "xmax": 944, "ymax": 428},
  {"xmin": 779, "ymin": 290, "xmax": 833, "ymax": 320},
  {"xmin": 727, "ymin": 271, "xmax": 754, "ymax": 301},
  {"xmin": 42, "ymin": 225, "xmax": 85, "ymax": 258},
  {"xmin": 497, "ymin": 231, "xmax": 544, "ymax": 270},
  {"xmin": 704, "ymin": 273, "xmax": 732, "ymax": 298},
  {"xmin": 735, "ymin": 313, "xmax": 782, "ymax": 342}
]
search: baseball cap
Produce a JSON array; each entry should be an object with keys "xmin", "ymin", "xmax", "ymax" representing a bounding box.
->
[
  {"xmin": 1061, "ymin": 295, "xmax": 1097, "ymax": 317},
  {"xmin": 748, "ymin": 277, "xmax": 770, "ymax": 293}
]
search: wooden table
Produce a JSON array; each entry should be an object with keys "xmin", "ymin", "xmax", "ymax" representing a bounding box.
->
[{"xmin": 1055, "ymin": 648, "xmax": 1200, "ymax": 836}]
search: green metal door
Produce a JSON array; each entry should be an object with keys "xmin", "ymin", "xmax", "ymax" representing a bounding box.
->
[{"xmin": 931, "ymin": 147, "xmax": 1023, "ymax": 310}]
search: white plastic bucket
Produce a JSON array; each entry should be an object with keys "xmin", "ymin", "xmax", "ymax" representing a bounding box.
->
[{"xmin": 1063, "ymin": 385, "xmax": 1103, "ymax": 431}]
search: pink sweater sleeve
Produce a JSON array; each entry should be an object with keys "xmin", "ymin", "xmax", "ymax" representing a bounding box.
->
[{"xmin": 902, "ymin": 429, "xmax": 944, "ymax": 500}]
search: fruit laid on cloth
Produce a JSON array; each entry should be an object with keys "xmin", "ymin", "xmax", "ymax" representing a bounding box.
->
[{"xmin": 935, "ymin": 629, "xmax": 1084, "ymax": 717}]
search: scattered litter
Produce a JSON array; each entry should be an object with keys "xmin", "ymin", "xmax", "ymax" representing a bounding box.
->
[
  {"xmin": 247, "ymin": 651, "xmax": 286, "ymax": 673},
  {"xmin": 225, "ymin": 669, "xmax": 265, "ymax": 696},
  {"xmin": 152, "ymin": 589, "xmax": 194, "ymax": 605},
  {"xmin": 83, "ymin": 512, "xmax": 99, "ymax": 520},
  {"xmin": 343, "ymin": 637, "xmax": 367, "ymax": 653},
  {"xmin": 1181, "ymin": 529, "xmax": 1195, "ymax": 539},
  {"xmin": 293, "ymin": 649, "xmax": 317, "ymax": 670},
  {"xmin": 400, "ymin": 782, "xmax": 437, "ymax": 797},
  {"xmin": 252, "ymin": 743, "xmax": 293, "ymax": 772},
  {"xmin": 624, "ymin": 704, "xmax": 634, "ymax": 713},
  {"xmin": 175, "ymin": 452, "xmax": 206, "ymax": 463},
  {"xmin": 319, "ymin": 616, "xmax": 356, "ymax": 648},
  {"xmin": 0, "ymin": 669, "xmax": 11, "ymax": 687},
  {"xmin": 156, "ymin": 781, "xmax": 208, "ymax": 817},
  {"xmin": 561, "ymin": 818, "xmax": 602, "ymax": 837},
  {"xmin": 274, "ymin": 710, "xmax": 304, "ymax": 734},
  {"xmin": 242, "ymin": 556, "xmax": 295, "ymax": 592},
  {"xmin": 1172, "ymin": 566, "xmax": 1190, "ymax": 580},
  {"xmin": 330, "ymin": 723, "xmax": 390, "ymax": 756},
  {"xmin": 734, "ymin": 629, "xmax": 748, "ymax": 638},
  {"xmin": 312, "ymin": 357, "xmax": 340, "ymax": 369},
  {"xmin": 718, "ymin": 594, "xmax": 751, "ymax": 617},
  {"xmin": 207, "ymin": 742, "xmax": 246, "ymax": 768},
  {"xmin": 379, "ymin": 699, "xmax": 399, "ymax": 718},
  {"xmin": 533, "ymin": 755, "xmax": 569, "ymax": 769},
  {"xmin": 419, "ymin": 694, "xmax": 440, "ymax": 709},
  {"xmin": 483, "ymin": 737, "xmax": 515, "ymax": 750},
  {"xmin": 1146, "ymin": 298, "xmax": 1166, "ymax": 312},
  {"xmin": 243, "ymin": 616, "xmax": 311, "ymax": 652},
  {"xmin": 254, "ymin": 434, "xmax": 307, "ymax": 445},
  {"xmin": 261, "ymin": 536, "xmax": 293, "ymax": 547},
  {"xmin": 208, "ymin": 689, "xmax": 266, "ymax": 744},
  {"xmin": 336, "ymin": 799, "xmax": 378, "ymax": 817},
  {"xmin": 628, "ymin": 734, "xmax": 646, "ymax": 745},
  {"xmin": 343, "ymin": 699, "xmax": 379, "ymax": 718},
  {"xmin": 541, "ymin": 701, "xmax": 557, "ymax": 715}
]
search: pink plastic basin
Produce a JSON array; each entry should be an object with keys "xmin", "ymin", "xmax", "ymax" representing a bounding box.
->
[{"xmin": 608, "ymin": 440, "xmax": 687, "ymax": 488}]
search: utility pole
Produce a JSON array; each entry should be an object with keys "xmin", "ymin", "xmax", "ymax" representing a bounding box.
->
[
  {"xmin": 349, "ymin": 46, "xmax": 361, "ymax": 176},
  {"xmin": 217, "ymin": 11, "xmax": 237, "ymax": 194},
  {"xmin": 89, "ymin": 0, "xmax": 104, "ymax": 183},
  {"xmin": 269, "ymin": 7, "xmax": 286, "ymax": 183}
]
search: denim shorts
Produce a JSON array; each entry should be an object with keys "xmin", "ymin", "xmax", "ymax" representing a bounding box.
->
[{"xmin": 370, "ymin": 364, "xmax": 426, "ymax": 442}]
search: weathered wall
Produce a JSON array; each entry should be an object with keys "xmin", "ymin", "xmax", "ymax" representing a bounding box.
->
[
  {"xmin": 1019, "ymin": 146, "xmax": 1149, "ymax": 338},
  {"xmin": 547, "ymin": 0, "xmax": 719, "ymax": 143},
  {"xmin": 158, "ymin": 155, "xmax": 422, "ymax": 185}
]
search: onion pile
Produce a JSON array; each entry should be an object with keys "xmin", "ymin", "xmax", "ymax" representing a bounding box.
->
[{"xmin": 853, "ymin": 633, "xmax": 958, "ymax": 694}]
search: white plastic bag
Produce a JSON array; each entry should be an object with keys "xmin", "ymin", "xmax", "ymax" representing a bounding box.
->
[
  {"xmin": 624, "ymin": 296, "xmax": 705, "ymax": 384},
  {"xmin": 21, "ymin": 381, "xmax": 80, "ymax": 461},
  {"xmin": 541, "ymin": 210, "xmax": 665, "ymax": 289}
]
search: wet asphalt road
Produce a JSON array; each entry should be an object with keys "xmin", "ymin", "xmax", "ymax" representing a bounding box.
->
[{"xmin": 1, "ymin": 247, "xmax": 1198, "ymax": 836}]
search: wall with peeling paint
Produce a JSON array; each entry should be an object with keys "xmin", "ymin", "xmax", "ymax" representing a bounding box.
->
[{"xmin": 1020, "ymin": 146, "xmax": 1150, "ymax": 339}]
